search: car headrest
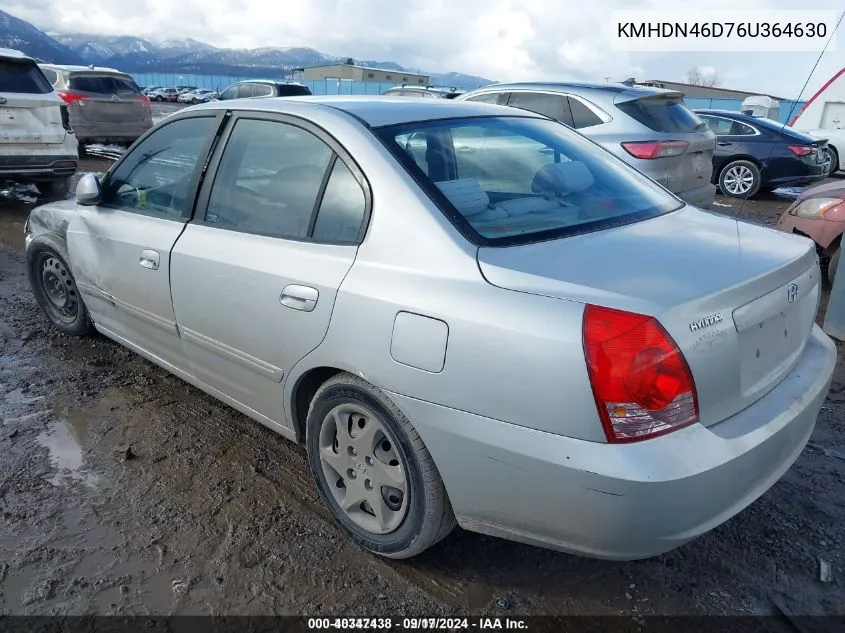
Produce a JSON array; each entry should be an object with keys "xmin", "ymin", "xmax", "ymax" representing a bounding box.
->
[
  {"xmin": 531, "ymin": 161, "xmax": 593, "ymax": 195},
  {"xmin": 435, "ymin": 179, "xmax": 490, "ymax": 217}
]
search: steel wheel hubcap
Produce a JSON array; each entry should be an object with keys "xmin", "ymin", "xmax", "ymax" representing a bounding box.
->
[
  {"xmin": 39, "ymin": 255, "xmax": 79, "ymax": 321},
  {"xmin": 724, "ymin": 165, "xmax": 754, "ymax": 194},
  {"xmin": 319, "ymin": 404, "xmax": 408, "ymax": 534}
]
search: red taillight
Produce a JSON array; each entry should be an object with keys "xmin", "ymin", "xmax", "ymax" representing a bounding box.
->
[
  {"xmin": 788, "ymin": 145, "xmax": 813, "ymax": 157},
  {"xmin": 58, "ymin": 92, "xmax": 89, "ymax": 106},
  {"xmin": 620, "ymin": 140, "xmax": 689, "ymax": 159},
  {"xmin": 582, "ymin": 305, "xmax": 699, "ymax": 443},
  {"xmin": 138, "ymin": 94, "xmax": 151, "ymax": 109}
]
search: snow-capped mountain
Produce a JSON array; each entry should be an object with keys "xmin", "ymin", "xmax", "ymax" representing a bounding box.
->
[
  {"xmin": 0, "ymin": 9, "xmax": 492, "ymax": 88},
  {"xmin": 0, "ymin": 10, "xmax": 84, "ymax": 64}
]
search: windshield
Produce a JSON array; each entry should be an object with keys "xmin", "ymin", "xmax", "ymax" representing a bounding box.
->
[{"xmin": 376, "ymin": 116, "xmax": 683, "ymax": 245}]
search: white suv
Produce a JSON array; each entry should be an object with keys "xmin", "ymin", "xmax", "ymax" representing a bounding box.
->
[{"xmin": 0, "ymin": 48, "xmax": 78, "ymax": 197}]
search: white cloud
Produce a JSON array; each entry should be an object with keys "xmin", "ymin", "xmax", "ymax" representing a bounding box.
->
[{"xmin": 4, "ymin": 0, "xmax": 844, "ymax": 96}]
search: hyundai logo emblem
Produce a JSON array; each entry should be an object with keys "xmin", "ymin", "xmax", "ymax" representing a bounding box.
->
[{"xmin": 787, "ymin": 283, "xmax": 799, "ymax": 303}]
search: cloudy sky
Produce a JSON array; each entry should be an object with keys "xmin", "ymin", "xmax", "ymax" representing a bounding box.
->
[{"xmin": 4, "ymin": 0, "xmax": 844, "ymax": 99}]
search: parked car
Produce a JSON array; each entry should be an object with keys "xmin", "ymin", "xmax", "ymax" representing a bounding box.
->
[
  {"xmin": 39, "ymin": 63, "xmax": 153, "ymax": 146},
  {"xmin": 175, "ymin": 85, "xmax": 197, "ymax": 94},
  {"xmin": 178, "ymin": 88, "xmax": 218, "ymax": 104},
  {"xmin": 777, "ymin": 180, "xmax": 845, "ymax": 283},
  {"xmin": 458, "ymin": 82, "xmax": 716, "ymax": 208},
  {"xmin": 23, "ymin": 97, "xmax": 835, "ymax": 560},
  {"xmin": 142, "ymin": 86, "xmax": 162, "ymax": 96},
  {"xmin": 217, "ymin": 80, "xmax": 312, "ymax": 100},
  {"xmin": 149, "ymin": 87, "xmax": 180, "ymax": 102},
  {"xmin": 383, "ymin": 85, "xmax": 464, "ymax": 99},
  {"xmin": 695, "ymin": 110, "xmax": 830, "ymax": 198},
  {"xmin": 0, "ymin": 48, "xmax": 78, "ymax": 197}
]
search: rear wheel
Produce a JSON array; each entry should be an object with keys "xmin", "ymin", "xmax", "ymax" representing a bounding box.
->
[
  {"xmin": 824, "ymin": 146, "xmax": 840, "ymax": 174},
  {"xmin": 306, "ymin": 373, "xmax": 456, "ymax": 559},
  {"xmin": 26, "ymin": 236, "xmax": 93, "ymax": 336},
  {"xmin": 719, "ymin": 160, "xmax": 761, "ymax": 198}
]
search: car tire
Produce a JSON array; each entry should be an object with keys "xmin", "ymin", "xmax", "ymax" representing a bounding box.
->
[
  {"xmin": 829, "ymin": 245, "xmax": 841, "ymax": 285},
  {"xmin": 155, "ymin": 95, "xmax": 163, "ymax": 102},
  {"xmin": 26, "ymin": 235, "xmax": 93, "ymax": 337},
  {"xmin": 40, "ymin": 177, "xmax": 71, "ymax": 199},
  {"xmin": 306, "ymin": 372, "xmax": 456, "ymax": 559},
  {"xmin": 824, "ymin": 146, "xmax": 840, "ymax": 174},
  {"xmin": 719, "ymin": 160, "xmax": 762, "ymax": 199}
]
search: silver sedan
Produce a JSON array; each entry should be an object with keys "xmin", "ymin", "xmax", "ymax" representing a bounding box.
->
[{"xmin": 24, "ymin": 97, "xmax": 837, "ymax": 560}]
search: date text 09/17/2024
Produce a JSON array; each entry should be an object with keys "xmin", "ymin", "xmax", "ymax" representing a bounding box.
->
[{"xmin": 306, "ymin": 617, "xmax": 528, "ymax": 630}]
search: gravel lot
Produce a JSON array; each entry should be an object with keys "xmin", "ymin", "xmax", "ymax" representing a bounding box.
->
[{"xmin": 0, "ymin": 139, "xmax": 843, "ymax": 617}]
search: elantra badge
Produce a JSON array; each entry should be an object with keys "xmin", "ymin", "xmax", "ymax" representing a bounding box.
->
[{"xmin": 689, "ymin": 313, "xmax": 723, "ymax": 332}]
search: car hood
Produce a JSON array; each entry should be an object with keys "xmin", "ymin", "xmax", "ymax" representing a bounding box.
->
[{"xmin": 796, "ymin": 179, "xmax": 845, "ymax": 202}]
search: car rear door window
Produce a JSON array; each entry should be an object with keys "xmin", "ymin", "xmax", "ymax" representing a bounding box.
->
[
  {"xmin": 219, "ymin": 86, "xmax": 238, "ymax": 100},
  {"xmin": 616, "ymin": 97, "xmax": 704, "ymax": 133},
  {"xmin": 567, "ymin": 97, "xmax": 604, "ymax": 129},
  {"xmin": 700, "ymin": 116, "xmax": 735, "ymax": 136},
  {"xmin": 506, "ymin": 92, "xmax": 575, "ymax": 127},
  {"xmin": 463, "ymin": 92, "xmax": 503, "ymax": 104},
  {"xmin": 103, "ymin": 116, "xmax": 217, "ymax": 219},
  {"xmin": 311, "ymin": 159, "xmax": 367, "ymax": 243},
  {"xmin": 204, "ymin": 118, "xmax": 333, "ymax": 239},
  {"xmin": 277, "ymin": 84, "xmax": 312, "ymax": 96},
  {"xmin": 252, "ymin": 83, "xmax": 274, "ymax": 97},
  {"xmin": 0, "ymin": 60, "xmax": 53, "ymax": 94},
  {"xmin": 236, "ymin": 84, "xmax": 256, "ymax": 98}
]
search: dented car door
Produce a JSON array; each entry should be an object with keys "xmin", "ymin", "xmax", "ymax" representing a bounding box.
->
[{"xmin": 65, "ymin": 114, "xmax": 221, "ymax": 369}]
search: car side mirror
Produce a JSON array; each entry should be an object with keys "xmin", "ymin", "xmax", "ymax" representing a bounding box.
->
[{"xmin": 75, "ymin": 173, "xmax": 102, "ymax": 205}]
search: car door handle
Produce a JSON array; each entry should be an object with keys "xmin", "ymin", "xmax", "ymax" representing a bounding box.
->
[
  {"xmin": 717, "ymin": 142, "xmax": 732, "ymax": 146},
  {"xmin": 139, "ymin": 249, "xmax": 160, "ymax": 270},
  {"xmin": 280, "ymin": 285, "xmax": 319, "ymax": 312}
]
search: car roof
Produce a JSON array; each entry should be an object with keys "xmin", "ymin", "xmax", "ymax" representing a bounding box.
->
[
  {"xmin": 233, "ymin": 79, "xmax": 306, "ymax": 86},
  {"xmin": 190, "ymin": 95, "xmax": 545, "ymax": 127},
  {"xmin": 694, "ymin": 109, "xmax": 757, "ymax": 120},
  {"xmin": 464, "ymin": 81, "xmax": 676, "ymax": 97},
  {"xmin": 38, "ymin": 63, "xmax": 125, "ymax": 74},
  {"xmin": 0, "ymin": 47, "xmax": 34, "ymax": 62}
]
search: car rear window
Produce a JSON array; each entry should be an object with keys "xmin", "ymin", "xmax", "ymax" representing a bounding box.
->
[
  {"xmin": 616, "ymin": 97, "xmax": 705, "ymax": 133},
  {"xmin": 70, "ymin": 75, "xmax": 142, "ymax": 94},
  {"xmin": 0, "ymin": 60, "xmax": 53, "ymax": 94},
  {"xmin": 277, "ymin": 84, "xmax": 312, "ymax": 96},
  {"xmin": 376, "ymin": 116, "xmax": 682, "ymax": 246}
]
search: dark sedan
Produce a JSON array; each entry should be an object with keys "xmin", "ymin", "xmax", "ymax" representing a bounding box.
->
[{"xmin": 695, "ymin": 109, "xmax": 830, "ymax": 198}]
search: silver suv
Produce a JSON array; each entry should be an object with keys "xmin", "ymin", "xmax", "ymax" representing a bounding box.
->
[
  {"xmin": 458, "ymin": 82, "xmax": 716, "ymax": 208},
  {"xmin": 38, "ymin": 64, "xmax": 153, "ymax": 147}
]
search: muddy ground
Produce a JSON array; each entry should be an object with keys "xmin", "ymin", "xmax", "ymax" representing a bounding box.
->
[{"xmin": 0, "ymin": 150, "xmax": 844, "ymax": 618}]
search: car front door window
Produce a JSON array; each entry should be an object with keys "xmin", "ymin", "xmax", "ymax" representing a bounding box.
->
[
  {"xmin": 204, "ymin": 118, "xmax": 333, "ymax": 238},
  {"xmin": 102, "ymin": 116, "xmax": 217, "ymax": 219}
]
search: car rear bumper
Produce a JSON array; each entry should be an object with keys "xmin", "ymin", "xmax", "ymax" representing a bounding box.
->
[
  {"xmin": 73, "ymin": 122, "xmax": 152, "ymax": 144},
  {"xmin": 389, "ymin": 325, "xmax": 835, "ymax": 559},
  {"xmin": 677, "ymin": 182, "xmax": 717, "ymax": 209},
  {"xmin": 0, "ymin": 153, "xmax": 78, "ymax": 179}
]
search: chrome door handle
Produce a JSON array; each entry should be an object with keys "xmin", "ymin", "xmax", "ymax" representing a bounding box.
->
[
  {"xmin": 717, "ymin": 142, "xmax": 732, "ymax": 146},
  {"xmin": 140, "ymin": 249, "xmax": 160, "ymax": 270},
  {"xmin": 280, "ymin": 285, "xmax": 319, "ymax": 312}
]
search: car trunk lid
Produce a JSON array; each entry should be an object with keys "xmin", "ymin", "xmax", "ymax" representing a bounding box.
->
[
  {"xmin": 0, "ymin": 58, "xmax": 67, "ymax": 145},
  {"xmin": 67, "ymin": 73, "xmax": 149, "ymax": 124},
  {"xmin": 614, "ymin": 91, "xmax": 715, "ymax": 199},
  {"xmin": 477, "ymin": 207, "xmax": 820, "ymax": 428}
]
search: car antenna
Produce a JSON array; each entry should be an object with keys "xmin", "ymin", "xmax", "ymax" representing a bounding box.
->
[{"xmin": 733, "ymin": 10, "xmax": 843, "ymax": 221}]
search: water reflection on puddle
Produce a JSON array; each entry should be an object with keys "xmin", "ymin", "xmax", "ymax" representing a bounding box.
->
[{"xmin": 36, "ymin": 413, "xmax": 99, "ymax": 489}]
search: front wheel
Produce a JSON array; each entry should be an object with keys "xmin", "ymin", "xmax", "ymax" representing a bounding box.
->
[
  {"xmin": 155, "ymin": 95, "xmax": 163, "ymax": 102},
  {"xmin": 719, "ymin": 160, "xmax": 761, "ymax": 198},
  {"xmin": 306, "ymin": 373, "xmax": 456, "ymax": 559},
  {"xmin": 26, "ymin": 236, "xmax": 93, "ymax": 336}
]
